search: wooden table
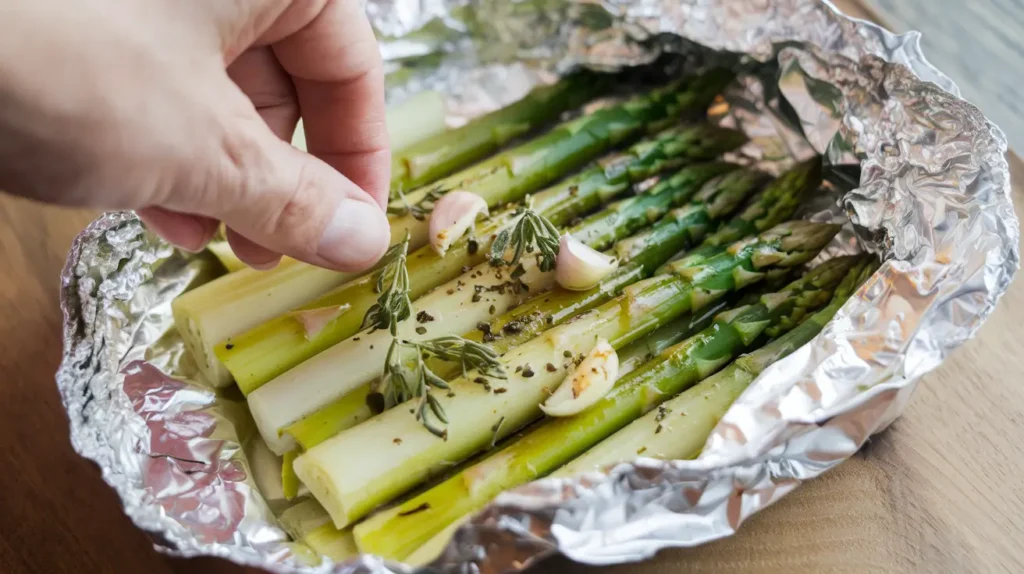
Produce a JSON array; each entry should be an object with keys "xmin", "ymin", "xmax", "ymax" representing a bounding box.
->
[{"xmin": 2, "ymin": 2, "xmax": 1022, "ymax": 572}]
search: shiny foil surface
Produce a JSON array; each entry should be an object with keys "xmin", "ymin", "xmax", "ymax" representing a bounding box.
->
[{"xmin": 56, "ymin": 1, "xmax": 1017, "ymax": 573}]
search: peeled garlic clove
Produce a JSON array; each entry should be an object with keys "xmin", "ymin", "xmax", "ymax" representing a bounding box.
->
[
  {"xmin": 428, "ymin": 191, "xmax": 489, "ymax": 256},
  {"xmin": 288, "ymin": 304, "xmax": 351, "ymax": 340},
  {"xmin": 540, "ymin": 339, "xmax": 618, "ymax": 417},
  {"xmin": 555, "ymin": 234, "xmax": 619, "ymax": 291}
]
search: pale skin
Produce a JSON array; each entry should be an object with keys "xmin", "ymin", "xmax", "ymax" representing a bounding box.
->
[{"xmin": 0, "ymin": 0, "xmax": 393, "ymax": 272}]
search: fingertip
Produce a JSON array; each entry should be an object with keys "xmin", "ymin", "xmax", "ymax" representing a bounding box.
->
[
  {"xmin": 226, "ymin": 227, "xmax": 284, "ymax": 270},
  {"xmin": 316, "ymin": 198, "xmax": 391, "ymax": 271},
  {"xmin": 137, "ymin": 207, "xmax": 219, "ymax": 252}
]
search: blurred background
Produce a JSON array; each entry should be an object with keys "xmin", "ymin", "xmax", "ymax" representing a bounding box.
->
[{"xmin": 865, "ymin": 0, "xmax": 1023, "ymax": 151}]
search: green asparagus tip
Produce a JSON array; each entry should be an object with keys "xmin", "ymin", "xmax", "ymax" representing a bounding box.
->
[
  {"xmin": 767, "ymin": 220, "xmax": 842, "ymax": 253},
  {"xmin": 834, "ymin": 254, "xmax": 881, "ymax": 300}
]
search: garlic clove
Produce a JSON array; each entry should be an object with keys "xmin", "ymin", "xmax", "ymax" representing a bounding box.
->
[
  {"xmin": 428, "ymin": 191, "xmax": 489, "ymax": 256},
  {"xmin": 540, "ymin": 339, "xmax": 618, "ymax": 417},
  {"xmin": 288, "ymin": 304, "xmax": 351, "ymax": 340},
  {"xmin": 555, "ymin": 234, "xmax": 619, "ymax": 291}
]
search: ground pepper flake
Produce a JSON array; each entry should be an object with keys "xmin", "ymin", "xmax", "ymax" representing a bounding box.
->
[
  {"xmin": 545, "ymin": 363, "xmax": 557, "ymax": 373},
  {"xmin": 522, "ymin": 365, "xmax": 535, "ymax": 378},
  {"xmin": 655, "ymin": 405, "xmax": 669, "ymax": 422}
]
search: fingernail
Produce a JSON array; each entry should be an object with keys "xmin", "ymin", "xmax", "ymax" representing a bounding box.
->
[
  {"xmin": 318, "ymin": 200, "xmax": 390, "ymax": 270},
  {"xmin": 247, "ymin": 255, "xmax": 282, "ymax": 271}
]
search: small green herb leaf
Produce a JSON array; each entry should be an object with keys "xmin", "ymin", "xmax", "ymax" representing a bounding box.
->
[
  {"xmin": 361, "ymin": 232, "xmax": 412, "ymax": 335},
  {"xmin": 489, "ymin": 204, "xmax": 560, "ymax": 272}
]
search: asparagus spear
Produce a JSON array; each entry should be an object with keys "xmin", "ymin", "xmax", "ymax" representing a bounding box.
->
[
  {"xmin": 292, "ymin": 221, "xmax": 841, "ymax": 528},
  {"xmin": 281, "ymin": 166, "xmax": 767, "ymax": 452},
  {"xmin": 389, "ymin": 72, "xmax": 601, "ymax": 194},
  {"xmin": 559, "ymin": 257, "xmax": 877, "ymax": 475},
  {"xmin": 220, "ymin": 126, "xmax": 747, "ymax": 394},
  {"xmin": 351, "ymin": 257, "xmax": 861, "ymax": 560},
  {"xmin": 177, "ymin": 71, "xmax": 734, "ymax": 388}
]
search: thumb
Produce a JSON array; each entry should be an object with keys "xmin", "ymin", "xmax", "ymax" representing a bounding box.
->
[{"xmin": 175, "ymin": 122, "xmax": 392, "ymax": 272}]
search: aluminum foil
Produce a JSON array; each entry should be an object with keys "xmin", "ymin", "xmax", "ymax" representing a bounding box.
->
[{"xmin": 56, "ymin": 0, "xmax": 1018, "ymax": 572}]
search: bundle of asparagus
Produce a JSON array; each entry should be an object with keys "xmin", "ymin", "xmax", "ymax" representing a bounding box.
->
[
  {"xmin": 171, "ymin": 70, "xmax": 648, "ymax": 387},
  {"xmin": 278, "ymin": 162, "xmax": 813, "ymax": 454},
  {"xmin": 249, "ymin": 159, "xmax": 766, "ymax": 455},
  {"xmin": 351, "ymin": 255, "xmax": 872, "ymax": 560},
  {"xmin": 559, "ymin": 256, "xmax": 878, "ymax": 474},
  {"xmin": 291, "ymin": 220, "xmax": 841, "ymax": 528},
  {"xmin": 276, "ymin": 164, "xmax": 770, "ymax": 452},
  {"xmin": 221, "ymin": 125, "xmax": 748, "ymax": 393}
]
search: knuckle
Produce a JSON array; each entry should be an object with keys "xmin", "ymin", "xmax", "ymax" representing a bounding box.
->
[
  {"xmin": 262, "ymin": 162, "xmax": 325, "ymax": 252},
  {"xmin": 204, "ymin": 119, "xmax": 330, "ymax": 257}
]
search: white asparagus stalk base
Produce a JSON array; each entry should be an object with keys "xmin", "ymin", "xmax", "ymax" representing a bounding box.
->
[
  {"xmin": 249, "ymin": 259, "xmax": 555, "ymax": 454},
  {"xmin": 172, "ymin": 260, "xmax": 359, "ymax": 387}
]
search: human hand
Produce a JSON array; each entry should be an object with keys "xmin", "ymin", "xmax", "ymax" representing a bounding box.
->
[{"xmin": 0, "ymin": 0, "xmax": 391, "ymax": 271}]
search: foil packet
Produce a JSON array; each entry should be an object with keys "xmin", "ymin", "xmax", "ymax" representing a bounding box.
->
[{"xmin": 56, "ymin": 0, "xmax": 1018, "ymax": 572}]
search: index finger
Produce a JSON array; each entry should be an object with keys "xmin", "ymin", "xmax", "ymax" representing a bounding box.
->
[{"xmin": 270, "ymin": 0, "xmax": 390, "ymax": 208}]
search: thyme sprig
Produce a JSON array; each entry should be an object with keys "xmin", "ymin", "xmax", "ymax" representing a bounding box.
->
[
  {"xmin": 489, "ymin": 202, "xmax": 561, "ymax": 272},
  {"xmin": 361, "ymin": 232, "xmax": 412, "ymax": 335},
  {"xmin": 370, "ymin": 336, "xmax": 506, "ymax": 438}
]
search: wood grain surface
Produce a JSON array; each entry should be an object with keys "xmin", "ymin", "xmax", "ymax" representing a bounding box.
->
[{"xmin": 1, "ymin": 1, "xmax": 1022, "ymax": 573}]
